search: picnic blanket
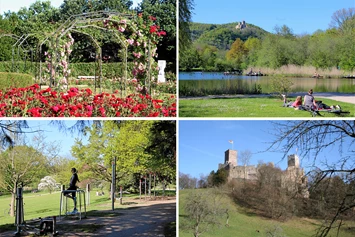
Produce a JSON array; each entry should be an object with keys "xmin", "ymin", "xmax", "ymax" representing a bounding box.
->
[{"xmin": 300, "ymin": 106, "xmax": 350, "ymax": 117}]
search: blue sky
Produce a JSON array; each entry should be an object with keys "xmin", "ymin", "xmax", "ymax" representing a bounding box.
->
[
  {"xmin": 179, "ymin": 120, "xmax": 350, "ymax": 178},
  {"xmin": 192, "ymin": 0, "xmax": 355, "ymax": 34},
  {"xmin": 0, "ymin": 0, "xmax": 142, "ymax": 14},
  {"xmin": 25, "ymin": 120, "xmax": 89, "ymax": 158}
]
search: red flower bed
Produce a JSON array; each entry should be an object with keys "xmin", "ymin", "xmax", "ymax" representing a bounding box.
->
[{"xmin": 0, "ymin": 84, "xmax": 176, "ymax": 117}]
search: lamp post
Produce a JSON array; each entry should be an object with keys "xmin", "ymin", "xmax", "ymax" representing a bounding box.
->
[{"xmin": 111, "ymin": 156, "xmax": 116, "ymax": 211}]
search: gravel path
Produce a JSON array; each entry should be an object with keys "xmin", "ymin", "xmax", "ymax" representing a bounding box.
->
[{"xmin": 180, "ymin": 92, "xmax": 355, "ymax": 105}]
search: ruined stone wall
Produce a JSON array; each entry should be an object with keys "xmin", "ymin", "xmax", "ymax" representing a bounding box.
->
[
  {"xmin": 228, "ymin": 166, "xmax": 258, "ymax": 181},
  {"xmin": 218, "ymin": 149, "xmax": 309, "ymax": 198}
]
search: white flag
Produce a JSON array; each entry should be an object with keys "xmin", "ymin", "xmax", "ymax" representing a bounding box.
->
[{"xmin": 228, "ymin": 140, "xmax": 233, "ymax": 144}]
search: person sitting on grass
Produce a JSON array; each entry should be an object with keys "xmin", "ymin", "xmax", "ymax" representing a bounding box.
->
[
  {"xmin": 304, "ymin": 89, "xmax": 341, "ymax": 111},
  {"xmin": 304, "ymin": 89, "xmax": 319, "ymax": 110},
  {"xmin": 63, "ymin": 168, "xmax": 80, "ymax": 214},
  {"xmin": 282, "ymin": 94, "xmax": 302, "ymax": 108}
]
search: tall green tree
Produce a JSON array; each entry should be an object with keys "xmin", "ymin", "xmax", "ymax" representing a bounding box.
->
[
  {"xmin": 243, "ymin": 37, "xmax": 261, "ymax": 66},
  {"xmin": 138, "ymin": 0, "xmax": 176, "ymax": 71},
  {"xmin": 72, "ymin": 121, "xmax": 176, "ymax": 191},
  {"xmin": 179, "ymin": 0, "xmax": 194, "ymax": 54},
  {"xmin": 0, "ymin": 131, "xmax": 60, "ymax": 217},
  {"xmin": 145, "ymin": 121, "xmax": 176, "ymax": 183},
  {"xmin": 226, "ymin": 38, "xmax": 247, "ymax": 68}
]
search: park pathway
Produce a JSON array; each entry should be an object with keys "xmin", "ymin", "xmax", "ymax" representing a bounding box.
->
[
  {"xmin": 180, "ymin": 92, "xmax": 355, "ymax": 105},
  {"xmin": 60, "ymin": 198, "xmax": 176, "ymax": 237},
  {"xmin": 1, "ymin": 198, "xmax": 176, "ymax": 237}
]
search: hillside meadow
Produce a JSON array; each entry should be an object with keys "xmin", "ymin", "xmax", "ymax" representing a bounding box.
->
[{"xmin": 179, "ymin": 189, "xmax": 355, "ymax": 237}]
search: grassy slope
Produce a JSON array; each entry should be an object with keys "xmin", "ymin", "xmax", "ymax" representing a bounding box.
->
[
  {"xmin": 179, "ymin": 97, "xmax": 355, "ymax": 117},
  {"xmin": 179, "ymin": 189, "xmax": 355, "ymax": 237}
]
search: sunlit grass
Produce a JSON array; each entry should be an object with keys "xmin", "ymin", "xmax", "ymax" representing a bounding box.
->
[
  {"xmin": 179, "ymin": 189, "xmax": 355, "ymax": 237},
  {"xmin": 179, "ymin": 97, "xmax": 355, "ymax": 117},
  {"xmin": 0, "ymin": 188, "xmax": 175, "ymax": 231}
]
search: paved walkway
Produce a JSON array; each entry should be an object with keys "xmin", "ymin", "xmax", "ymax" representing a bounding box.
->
[
  {"xmin": 311, "ymin": 93, "xmax": 355, "ymax": 105},
  {"xmin": 1, "ymin": 198, "xmax": 176, "ymax": 237},
  {"xmin": 180, "ymin": 92, "xmax": 355, "ymax": 105}
]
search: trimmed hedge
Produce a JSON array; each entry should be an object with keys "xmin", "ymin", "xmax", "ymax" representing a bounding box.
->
[
  {"xmin": 0, "ymin": 72, "xmax": 34, "ymax": 90},
  {"xmin": 0, "ymin": 61, "xmax": 134, "ymax": 78}
]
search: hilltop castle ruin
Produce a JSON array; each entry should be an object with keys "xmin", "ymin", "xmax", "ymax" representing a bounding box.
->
[
  {"xmin": 218, "ymin": 149, "xmax": 309, "ymax": 198},
  {"xmin": 236, "ymin": 20, "xmax": 247, "ymax": 30}
]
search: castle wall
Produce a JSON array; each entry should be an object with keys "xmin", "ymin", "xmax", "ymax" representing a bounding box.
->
[
  {"xmin": 225, "ymin": 149, "xmax": 237, "ymax": 166},
  {"xmin": 228, "ymin": 165, "xmax": 258, "ymax": 181},
  {"xmin": 288, "ymin": 154, "xmax": 300, "ymax": 168},
  {"xmin": 219, "ymin": 150, "xmax": 309, "ymax": 198}
]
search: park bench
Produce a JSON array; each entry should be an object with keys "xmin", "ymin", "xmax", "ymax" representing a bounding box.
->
[{"xmin": 77, "ymin": 76, "xmax": 98, "ymax": 80}]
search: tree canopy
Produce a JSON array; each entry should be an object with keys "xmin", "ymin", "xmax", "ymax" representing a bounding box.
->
[
  {"xmin": 0, "ymin": 0, "xmax": 176, "ymax": 70},
  {"xmin": 180, "ymin": 8, "xmax": 355, "ymax": 72}
]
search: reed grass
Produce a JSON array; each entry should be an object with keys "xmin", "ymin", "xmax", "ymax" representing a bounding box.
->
[{"xmin": 244, "ymin": 65, "xmax": 355, "ymax": 78}]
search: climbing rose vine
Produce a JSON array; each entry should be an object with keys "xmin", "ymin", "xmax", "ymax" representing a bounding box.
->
[
  {"xmin": 102, "ymin": 13, "xmax": 166, "ymax": 93},
  {"xmin": 44, "ymin": 33, "xmax": 74, "ymax": 89}
]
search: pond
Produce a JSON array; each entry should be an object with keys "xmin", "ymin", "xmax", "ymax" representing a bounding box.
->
[{"xmin": 179, "ymin": 72, "xmax": 355, "ymax": 96}]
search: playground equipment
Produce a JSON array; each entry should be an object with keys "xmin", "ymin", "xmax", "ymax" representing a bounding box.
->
[
  {"xmin": 59, "ymin": 189, "xmax": 87, "ymax": 220},
  {"xmin": 14, "ymin": 187, "xmax": 58, "ymax": 236}
]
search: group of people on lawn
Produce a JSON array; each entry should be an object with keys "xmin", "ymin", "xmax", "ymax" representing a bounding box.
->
[{"xmin": 282, "ymin": 89, "xmax": 341, "ymax": 111}]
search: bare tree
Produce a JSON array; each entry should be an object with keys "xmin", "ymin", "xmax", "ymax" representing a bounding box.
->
[
  {"xmin": 329, "ymin": 8, "xmax": 355, "ymax": 32},
  {"xmin": 181, "ymin": 188, "xmax": 224, "ymax": 237},
  {"xmin": 239, "ymin": 149, "xmax": 252, "ymax": 166},
  {"xmin": 0, "ymin": 131, "xmax": 61, "ymax": 216},
  {"xmin": 267, "ymin": 120, "xmax": 355, "ymax": 237},
  {"xmin": 197, "ymin": 173, "xmax": 208, "ymax": 188},
  {"xmin": 179, "ymin": 172, "xmax": 197, "ymax": 189},
  {"xmin": 239, "ymin": 149, "xmax": 253, "ymax": 181}
]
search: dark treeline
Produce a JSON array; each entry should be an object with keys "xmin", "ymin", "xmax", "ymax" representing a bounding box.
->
[
  {"xmin": 0, "ymin": 0, "xmax": 176, "ymax": 71},
  {"xmin": 180, "ymin": 8, "xmax": 355, "ymax": 73}
]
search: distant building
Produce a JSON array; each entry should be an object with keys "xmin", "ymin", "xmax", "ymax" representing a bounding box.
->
[
  {"xmin": 236, "ymin": 20, "xmax": 247, "ymax": 30},
  {"xmin": 218, "ymin": 149, "xmax": 309, "ymax": 198}
]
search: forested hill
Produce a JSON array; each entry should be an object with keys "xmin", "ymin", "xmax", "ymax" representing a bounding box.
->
[{"xmin": 190, "ymin": 22, "xmax": 269, "ymax": 50}]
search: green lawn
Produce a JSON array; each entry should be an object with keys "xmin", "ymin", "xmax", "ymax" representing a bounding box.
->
[
  {"xmin": 179, "ymin": 189, "xmax": 355, "ymax": 237},
  {"xmin": 179, "ymin": 97, "xmax": 355, "ymax": 117},
  {"xmin": 0, "ymin": 189, "xmax": 167, "ymax": 232}
]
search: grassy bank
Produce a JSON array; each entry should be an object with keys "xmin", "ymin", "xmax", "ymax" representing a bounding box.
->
[
  {"xmin": 179, "ymin": 97, "xmax": 355, "ymax": 117},
  {"xmin": 179, "ymin": 189, "xmax": 355, "ymax": 237}
]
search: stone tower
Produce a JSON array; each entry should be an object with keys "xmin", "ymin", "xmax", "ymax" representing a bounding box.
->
[
  {"xmin": 224, "ymin": 149, "xmax": 237, "ymax": 167},
  {"xmin": 287, "ymin": 154, "xmax": 300, "ymax": 168}
]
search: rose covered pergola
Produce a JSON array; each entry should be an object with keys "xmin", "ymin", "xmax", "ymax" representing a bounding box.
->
[{"xmin": 38, "ymin": 11, "xmax": 166, "ymax": 95}]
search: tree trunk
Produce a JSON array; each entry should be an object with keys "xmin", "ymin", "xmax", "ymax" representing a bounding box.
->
[
  {"xmin": 194, "ymin": 224, "xmax": 199, "ymax": 237},
  {"xmin": 10, "ymin": 185, "xmax": 16, "ymax": 217}
]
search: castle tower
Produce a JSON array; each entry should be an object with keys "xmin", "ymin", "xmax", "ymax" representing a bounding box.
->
[
  {"xmin": 287, "ymin": 154, "xmax": 299, "ymax": 168},
  {"xmin": 224, "ymin": 149, "xmax": 237, "ymax": 167}
]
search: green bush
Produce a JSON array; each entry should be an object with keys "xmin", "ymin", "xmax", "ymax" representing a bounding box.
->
[
  {"xmin": 0, "ymin": 72, "xmax": 34, "ymax": 90},
  {"xmin": 0, "ymin": 61, "xmax": 36, "ymax": 74}
]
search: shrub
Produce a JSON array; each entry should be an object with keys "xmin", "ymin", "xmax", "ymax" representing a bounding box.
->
[
  {"xmin": 0, "ymin": 72, "xmax": 33, "ymax": 90},
  {"xmin": 270, "ymin": 76, "xmax": 293, "ymax": 97}
]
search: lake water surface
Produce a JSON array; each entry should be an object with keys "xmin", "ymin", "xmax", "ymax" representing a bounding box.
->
[{"xmin": 179, "ymin": 72, "xmax": 355, "ymax": 95}]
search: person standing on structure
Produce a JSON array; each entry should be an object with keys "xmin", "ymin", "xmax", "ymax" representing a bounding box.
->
[{"xmin": 63, "ymin": 168, "xmax": 80, "ymax": 214}]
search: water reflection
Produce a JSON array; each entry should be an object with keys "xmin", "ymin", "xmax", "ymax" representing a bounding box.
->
[{"xmin": 179, "ymin": 72, "xmax": 355, "ymax": 94}]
